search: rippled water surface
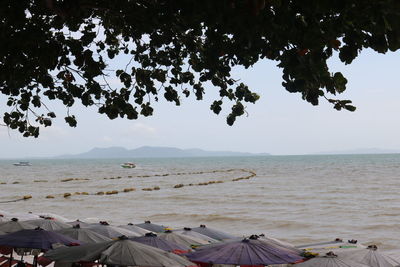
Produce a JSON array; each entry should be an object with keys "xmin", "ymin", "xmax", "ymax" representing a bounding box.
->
[{"xmin": 1, "ymin": 154, "xmax": 400, "ymax": 249}]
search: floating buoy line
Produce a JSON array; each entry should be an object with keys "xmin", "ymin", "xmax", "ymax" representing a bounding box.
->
[{"xmin": 0, "ymin": 169, "xmax": 256, "ymax": 202}]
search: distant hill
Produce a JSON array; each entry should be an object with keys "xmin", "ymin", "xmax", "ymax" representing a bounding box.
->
[
  {"xmin": 312, "ymin": 148, "xmax": 400, "ymax": 155},
  {"xmin": 55, "ymin": 146, "xmax": 270, "ymax": 159}
]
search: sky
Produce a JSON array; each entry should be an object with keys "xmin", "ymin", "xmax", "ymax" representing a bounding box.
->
[{"xmin": 1, "ymin": 49, "xmax": 400, "ymax": 158}]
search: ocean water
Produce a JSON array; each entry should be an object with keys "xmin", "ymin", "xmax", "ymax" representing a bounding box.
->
[{"xmin": 1, "ymin": 154, "xmax": 400, "ymax": 250}]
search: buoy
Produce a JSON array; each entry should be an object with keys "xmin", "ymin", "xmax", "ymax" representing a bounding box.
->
[
  {"xmin": 123, "ymin": 188, "xmax": 136, "ymax": 192},
  {"xmin": 142, "ymin": 188, "xmax": 153, "ymax": 191},
  {"xmin": 23, "ymin": 195, "xmax": 32, "ymax": 200},
  {"xmin": 46, "ymin": 195, "xmax": 55, "ymax": 199},
  {"xmin": 64, "ymin": 193, "xmax": 71, "ymax": 198}
]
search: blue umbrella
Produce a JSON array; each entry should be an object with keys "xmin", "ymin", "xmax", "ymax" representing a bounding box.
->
[
  {"xmin": 186, "ymin": 235, "xmax": 304, "ymax": 266},
  {"xmin": 0, "ymin": 228, "xmax": 82, "ymax": 250}
]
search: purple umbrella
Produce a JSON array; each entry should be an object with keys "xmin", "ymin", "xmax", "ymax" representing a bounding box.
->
[
  {"xmin": 131, "ymin": 232, "xmax": 191, "ymax": 253},
  {"xmin": 0, "ymin": 228, "xmax": 82, "ymax": 250},
  {"xmin": 186, "ymin": 235, "xmax": 304, "ymax": 266}
]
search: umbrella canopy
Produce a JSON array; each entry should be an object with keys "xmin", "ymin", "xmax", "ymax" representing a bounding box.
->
[
  {"xmin": 87, "ymin": 222, "xmax": 141, "ymax": 238},
  {"xmin": 99, "ymin": 239, "xmax": 195, "ymax": 266},
  {"xmin": 186, "ymin": 235, "xmax": 303, "ymax": 266},
  {"xmin": 135, "ymin": 221, "xmax": 167, "ymax": 232},
  {"xmin": 66, "ymin": 220, "xmax": 92, "ymax": 228},
  {"xmin": 258, "ymin": 234, "xmax": 303, "ymax": 254},
  {"xmin": 56, "ymin": 225, "xmax": 112, "ymax": 243},
  {"xmin": 25, "ymin": 218, "xmax": 71, "ymax": 231},
  {"xmin": 0, "ymin": 228, "xmax": 82, "ymax": 250},
  {"xmin": 191, "ymin": 225, "xmax": 237, "ymax": 241},
  {"xmin": 0, "ymin": 218, "xmax": 36, "ymax": 233},
  {"xmin": 131, "ymin": 232, "xmax": 190, "ymax": 252},
  {"xmin": 297, "ymin": 238, "xmax": 365, "ymax": 250},
  {"xmin": 295, "ymin": 252, "xmax": 370, "ymax": 267},
  {"xmin": 174, "ymin": 228, "xmax": 218, "ymax": 243},
  {"xmin": 159, "ymin": 230, "xmax": 212, "ymax": 248},
  {"xmin": 119, "ymin": 223, "xmax": 150, "ymax": 235},
  {"xmin": 36, "ymin": 213, "xmax": 70, "ymax": 222},
  {"xmin": 45, "ymin": 237, "xmax": 196, "ymax": 267},
  {"xmin": 339, "ymin": 245, "xmax": 400, "ymax": 267}
]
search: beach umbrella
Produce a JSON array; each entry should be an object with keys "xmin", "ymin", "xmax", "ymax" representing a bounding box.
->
[
  {"xmin": 36, "ymin": 213, "xmax": 70, "ymax": 222},
  {"xmin": 159, "ymin": 230, "xmax": 212, "ymax": 248},
  {"xmin": 258, "ymin": 234, "xmax": 303, "ymax": 254},
  {"xmin": 135, "ymin": 221, "xmax": 167, "ymax": 232},
  {"xmin": 0, "ymin": 218, "xmax": 36, "ymax": 233},
  {"xmin": 45, "ymin": 237, "xmax": 196, "ymax": 267},
  {"xmin": 56, "ymin": 225, "xmax": 112, "ymax": 243},
  {"xmin": 0, "ymin": 211, "xmax": 39, "ymax": 221},
  {"xmin": 119, "ymin": 223, "xmax": 150, "ymax": 235},
  {"xmin": 66, "ymin": 220, "xmax": 92, "ymax": 228},
  {"xmin": 0, "ymin": 228, "xmax": 82, "ymax": 250},
  {"xmin": 186, "ymin": 235, "xmax": 304, "ymax": 266},
  {"xmin": 339, "ymin": 245, "xmax": 400, "ymax": 267},
  {"xmin": 174, "ymin": 228, "xmax": 219, "ymax": 243},
  {"xmin": 99, "ymin": 238, "xmax": 195, "ymax": 266},
  {"xmin": 131, "ymin": 232, "xmax": 191, "ymax": 253},
  {"xmin": 297, "ymin": 238, "xmax": 365, "ymax": 251},
  {"xmin": 191, "ymin": 225, "xmax": 237, "ymax": 241},
  {"xmin": 87, "ymin": 221, "xmax": 141, "ymax": 238},
  {"xmin": 294, "ymin": 252, "xmax": 370, "ymax": 267},
  {"xmin": 25, "ymin": 218, "xmax": 71, "ymax": 231}
]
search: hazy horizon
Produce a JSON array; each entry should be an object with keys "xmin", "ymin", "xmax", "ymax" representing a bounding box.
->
[{"xmin": 2, "ymin": 49, "xmax": 400, "ymax": 158}]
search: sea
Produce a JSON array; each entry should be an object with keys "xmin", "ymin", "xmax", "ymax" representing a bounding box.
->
[{"xmin": 1, "ymin": 154, "xmax": 400, "ymax": 251}]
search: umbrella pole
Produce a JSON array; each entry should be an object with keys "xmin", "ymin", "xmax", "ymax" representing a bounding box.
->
[
  {"xmin": 9, "ymin": 249, "xmax": 13, "ymax": 267},
  {"xmin": 33, "ymin": 255, "xmax": 38, "ymax": 267}
]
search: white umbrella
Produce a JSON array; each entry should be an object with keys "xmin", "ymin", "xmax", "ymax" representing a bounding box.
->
[
  {"xmin": 99, "ymin": 239, "xmax": 196, "ymax": 266},
  {"xmin": 339, "ymin": 245, "xmax": 400, "ymax": 267},
  {"xmin": 295, "ymin": 252, "xmax": 370, "ymax": 267},
  {"xmin": 0, "ymin": 218, "xmax": 36, "ymax": 233},
  {"xmin": 56, "ymin": 225, "xmax": 112, "ymax": 243},
  {"xmin": 87, "ymin": 222, "xmax": 141, "ymax": 238},
  {"xmin": 25, "ymin": 218, "xmax": 71, "ymax": 231},
  {"xmin": 66, "ymin": 220, "xmax": 92, "ymax": 228},
  {"xmin": 191, "ymin": 224, "xmax": 237, "ymax": 241},
  {"xmin": 45, "ymin": 237, "xmax": 196, "ymax": 267},
  {"xmin": 159, "ymin": 230, "xmax": 212, "ymax": 248},
  {"xmin": 118, "ymin": 223, "xmax": 150, "ymax": 235},
  {"xmin": 174, "ymin": 228, "xmax": 218, "ymax": 243}
]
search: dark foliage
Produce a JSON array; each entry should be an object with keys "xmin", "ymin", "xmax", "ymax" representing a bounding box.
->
[{"xmin": 1, "ymin": 0, "xmax": 399, "ymax": 136}]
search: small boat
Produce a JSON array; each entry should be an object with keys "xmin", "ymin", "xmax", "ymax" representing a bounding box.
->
[
  {"xmin": 13, "ymin": 161, "xmax": 32, "ymax": 166},
  {"xmin": 121, "ymin": 162, "xmax": 136, "ymax": 168}
]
